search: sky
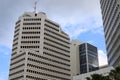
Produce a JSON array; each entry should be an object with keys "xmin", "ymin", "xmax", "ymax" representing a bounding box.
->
[{"xmin": 0, "ymin": 0, "xmax": 108, "ymax": 80}]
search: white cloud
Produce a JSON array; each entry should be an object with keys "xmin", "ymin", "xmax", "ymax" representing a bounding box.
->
[
  {"xmin": 63, "ymin": 24, "xmax": 88, "ymax": 38},
  {"xmin": 0, "ymin": 0, "xmax": 104, "ymax": 48},
  {"xmin": 98, "ymin": 50, "xmax": 108, "ymax": 66},
  {"xmin": 42, "ymin": 0, "xmax": 103, "ymax": 39},
  {"xmin": 0, "ymin": 45, "xmax": 11, "ymax": 55},
  {"xmin": 0, "ymin": 77, "xmax": 4, "ymax": 80},
  {"xmin": 0, "ymin": 72, "xmax": 8, "ymax": 80}
]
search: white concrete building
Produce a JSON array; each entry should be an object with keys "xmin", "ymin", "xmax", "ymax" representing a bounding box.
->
[
  {"xmin": 73, "ymin": 66, "xmax": 113, "ymax": 80},
  {"xmin": 9, "ymin": 12, "xmax": 71, "ymax": 80},
  {"xmin": 70, "ymin": 40, "xmax": 82, "ymax": 78}
]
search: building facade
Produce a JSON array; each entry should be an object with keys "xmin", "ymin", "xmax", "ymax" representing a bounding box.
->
[
  {"xmin": 100, "ymin": 0, "xmax": 120, "ymax": 67},
  {"xmin": 70, "ymin": 40, "xmax": 82, "ymax": 78},
  {"xmin": 9, "ymin": 12, "xmax": 71, "ymax": 80},
  {"xmin": 79, "ymin": 43, "xmax": 99, "ymax": 74},
  {"xmin": 70, "ymin": 41, "xmax": 99, "ymax": 79},
  {"xmin": 73, "ymin": 66, "xmax": 113, "ymax": 80}
]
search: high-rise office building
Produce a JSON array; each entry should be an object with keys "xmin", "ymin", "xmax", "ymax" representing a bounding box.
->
[
  {"xmin": 70, "ymin": 40, "xmax": 99, "ymax": 78},
  {"xmin": 9, "ymin": 12, "xmax": 71, "ymax": 80},
  {"xmin": 100, "ymin": 0, "xmax": 120, "ymax": 67},
  {"xmin": 79, "ymin": 43, "xmax": 99, "ymax": 74}
]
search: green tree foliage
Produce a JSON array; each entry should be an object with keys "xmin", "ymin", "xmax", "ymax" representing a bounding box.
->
[
  {"xmin": 86, "ymin": 74, "xmax": 104, "ymax": 80},
  {"xmin": 86, "ymin": 65, "xmax": 120, "ymax": 80},
  {"xmin": 86, "ymin": 77, "xmax": 91, "ymax": 80},
  {"xmin": 109, "ymin": 65, "xmax": 120, "ymax": 80}
]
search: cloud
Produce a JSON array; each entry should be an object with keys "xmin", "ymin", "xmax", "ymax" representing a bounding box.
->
[
  {"xmin": 0, "ymin": 0, "xmax": 104, "ymax": 48},
  {"xmin": 62, "ymin": 16, "xmax": 103, "ymax": 39},
  {"xmin": 0, "ymin": 77, "xmax": 4, "ymax": 80},
  {"xmin": 40, "ymin": 0, "xmax": 104, "ymax": 46},
  {"xmin": 98, "ymin": 50, "xmax": 108, "ymax": 66},
  {"xmin": 0, "ymin": 76, "xmax": 5, "ymax": 80},
  {"xmin": 41, "ymin": 0, "xmax": 103, "ymax": 39},
  {"xmin": 0, "ymin": 45, "xmax": 11, "ymax": 55},
  {"xmin": 0, "ymin": 72, "xmax": 8, "ymax": 80}
]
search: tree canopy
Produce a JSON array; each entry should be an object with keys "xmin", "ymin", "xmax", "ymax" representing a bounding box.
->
[{"xmin": 86, "ymin": 65, "xmax": 120, "ymax": 80}]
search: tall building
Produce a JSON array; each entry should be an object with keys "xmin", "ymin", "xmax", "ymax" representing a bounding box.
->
[
  {"xmin": 70, "ymin": 40, "xmax": 82, "ymax": 77},
  {"xmin": 9, "ymin": 12, "xmax": 71, "ymax": 80},
  {"xmin": 100, "ymin": 0, "xmax": 120, "ymax": 67},
  {"xmin": 70, "ymin": 40, "xmax": 99, "ymax": 79},
  {"xmin": 79, "ymin": 43, "xmax": 99, "ymax": 74}
]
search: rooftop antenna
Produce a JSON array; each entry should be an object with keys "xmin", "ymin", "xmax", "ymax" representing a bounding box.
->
[{"xmin": 33, "ymin": 0, "xmax": 38, "ymax": 13}]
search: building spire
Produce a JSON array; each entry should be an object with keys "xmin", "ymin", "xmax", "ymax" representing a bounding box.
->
[{"xmin": 33, "ymin": 0, "xmax": 38, "ymax": 13}]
